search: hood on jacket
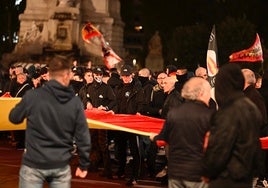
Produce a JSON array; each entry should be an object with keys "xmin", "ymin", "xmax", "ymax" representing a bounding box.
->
[
  {"xmin": 45, "ymin": 80, "xmax": 75, "ymax": 103},
  {"xmin": 215, "ymin": 63, "xmax": 245, "ymax": 107}
]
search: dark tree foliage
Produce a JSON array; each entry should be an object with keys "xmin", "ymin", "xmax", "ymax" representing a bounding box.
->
[
  {"xmin": 167, "ymin": 24, "xmax": 210, "ymax": 71},
  {"xmin": 166, "ymin": 18, "xmax": 257, "ymax": 71},
  {"xmin": 217, "ymin": 17, "xmax": 256, "ymax": 65},
  {"xmin": 140, "ymin": 0, "xmax": 267, "ymax": 70}
]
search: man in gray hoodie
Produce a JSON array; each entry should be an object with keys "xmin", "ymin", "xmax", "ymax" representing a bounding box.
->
[{"xmin": 9, "ymin": 55, "xmax": 91, "ymax": 188}]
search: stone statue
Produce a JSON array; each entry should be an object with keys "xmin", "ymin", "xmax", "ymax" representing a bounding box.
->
[
  {"xmin": 15, "ymin": 21, "xmax": 44, "ymax": 54},
  {"xmin": 22, "ymin": 21, "xmax": 42, "ymax": 43},
  {"xmin": 148, "ymin": 31, "xmax": 162, "ymax": 56},
  {"xmin": 145, "ymin": 31, "xmax": 164, "ymax": 72},
  {"xmin": 57, "ymin": 0, "xmax": 76, "ymax": 7}
]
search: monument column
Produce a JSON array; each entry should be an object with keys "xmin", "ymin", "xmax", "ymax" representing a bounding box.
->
[
  {"xmin": 79, "ymin": 0, "xmax": 124, "ymax": 62},
  {"xmin": 47, "ymin": 0, "xmax": 80, "ymax": 51},
  {"xmin": 11, "ymin": 0, "xmax": 124, "ymax": 66},
  {"xmin": 16, "ymin": 0, "xmax": 52, "ymax": 54},
  {"xmin": 145, "ymin": 31, "xmax": 164, "ymax": 73}
]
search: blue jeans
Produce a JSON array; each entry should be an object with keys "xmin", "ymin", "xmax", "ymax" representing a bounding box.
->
[{"xmin": 19, "ymin": 164, "xmax": 72, "ymax": 188}]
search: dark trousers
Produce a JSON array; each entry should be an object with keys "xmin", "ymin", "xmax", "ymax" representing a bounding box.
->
[
  {"xmin": 139, "ymin": 136, "xmax": 157, "ymax": 177},
  {"xmin": 89, "ymin": 129, "xmax": 112, "ymax": 175},
  {"xmin": 114, "ymin": 131, "xmax": 141, "ymax": 179},
  {"xmin": 209, "ymin": 176, "xmax": 253, "ymax": 188},
  {"xmin": 14, "ymin": 130, "xmax": 25, "ymax": 148}
]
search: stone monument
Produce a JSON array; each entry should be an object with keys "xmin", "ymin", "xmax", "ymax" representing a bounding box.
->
[
  {"xmin": 12, "ymin": 0, "xmax": 124, "ymax": 65},
  {"xmin": 145, "ymin": 31, "xmax": 164, "ymax": 73}
]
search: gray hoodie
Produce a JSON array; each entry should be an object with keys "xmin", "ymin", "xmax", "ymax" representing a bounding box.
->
[{"xmin": 9, "ymin": 79, "xmax": 91, "ymax": 170}]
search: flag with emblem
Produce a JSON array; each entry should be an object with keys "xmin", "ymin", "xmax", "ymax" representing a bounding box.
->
[{"xmin": 206, "ymin": 25, "xmax": 219, "ymax": 87}]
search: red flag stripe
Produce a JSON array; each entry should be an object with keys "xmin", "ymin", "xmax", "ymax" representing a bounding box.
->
[{"xmin": 229, "ymin": 33, "xmax": 263, "ymax": 62}]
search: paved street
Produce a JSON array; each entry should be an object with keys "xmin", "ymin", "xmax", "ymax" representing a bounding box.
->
[{"xmin": 0, "ymin": 134, "xmax": 167, "ymax": 188}]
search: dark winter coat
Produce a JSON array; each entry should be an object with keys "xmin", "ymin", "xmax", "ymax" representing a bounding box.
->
[
  {"xmin": 144, "ymin": 84, "xmax": 167, "ymax": 118},
  {"xmin": 154, "ymin": 100, "xmax": 214, "ymax": 181},
  {"xmin": 203, "ymin": 95, "xmax": 263, "ymax": 181},
  {"xmin": 107, "ymin": 72, "xmax": 122, "ymax": 91},
  {"xmin": 244, "ymin": 85, "xmax": 268, "ymax": 136},
  {"xmin": 161, "ymin": 88, "xmax": 183, "ymax": 119},
  {"xmin": 203, "ymin": 64, "xmax": 263, "ymax": 186},
  {"xmin": 115, "ymin": 79, "xmax": 145, "ymax": 114},
  {"xmin": 86, "ymin": 81, "xmax": 117, "ymax": 111}
]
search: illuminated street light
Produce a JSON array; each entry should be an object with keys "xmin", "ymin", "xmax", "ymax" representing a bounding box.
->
[
  {"xmin": 134, "ymin": 25, "xmax": 143, "ymax": 32},
  {"xmin": 133, "ymin": 58, "xmax": 137, "ymax": 66}
]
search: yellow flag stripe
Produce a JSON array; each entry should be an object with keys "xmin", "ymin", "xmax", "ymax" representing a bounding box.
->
[{"xmin": 0, "ymin": 98, "xmax": 150, "ymax": 136}]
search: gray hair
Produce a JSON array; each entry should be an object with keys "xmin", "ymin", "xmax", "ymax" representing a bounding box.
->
[{"xmin": 181, "ymin": 77, "xmax": 210, "ymax": 100}]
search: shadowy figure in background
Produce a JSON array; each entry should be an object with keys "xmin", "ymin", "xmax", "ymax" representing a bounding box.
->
[
  {"xmin": 259, "ymin": 70, "xmax": 268, "ymax": 183},
  {"xmin": 150, "ymin": 77, "xmax": 214, "ymax": 188},
  {"xmin": 195, "ymin": 66, "xmax": 217, "ymax": 110},
  {"xmin": 161, "ymin": 76, "xmax": 183, "ymax": 119},
  {"xmin": 12, "ymin": 72, "xmax": 32, "ymax": 149},
  {"xmin": 84, "ymin": 67, "xmax": 116, "ymax": 179},
  {"xmin": 113, "ymin": 64, "xmax": 145, "ymax": 186},
  {"xmin": 153, "ymin": 76, "xmax": 184, "ymax": 185},
  {"xmin": 202, "ymin": 64, "xmax": 263, "ymax": 188},
  {"xmin": 242, "ymin": 68, "xmax": 268, "ymax": 136}
]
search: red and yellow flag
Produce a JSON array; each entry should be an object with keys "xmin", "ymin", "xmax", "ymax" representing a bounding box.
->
[
  {"xmin": 81, "ymin": 23, "xmax": 122, "ymax": 69},
  {"xmin": 81, "ymin": 23, "xmax": 102, "ymax": 43},
  {"xmin": 229, "ymin": 33, "xmax": 263, "ymax": 63}
]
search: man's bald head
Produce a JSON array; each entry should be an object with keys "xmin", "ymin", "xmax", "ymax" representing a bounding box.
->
[
  {"xmin": 163, "ymin": 76, "xmax": 177, "ymax": 93},
  {"xmin": 138, "ymin": 68, "xmax": 151, "ymax": 77},
  {"xmin": 195, "ymin": 67, "xmax": 208, "ymax": 80},
  {"xmin": 181, "ymin": 77, "xmax": 211, "ymax": 106}
]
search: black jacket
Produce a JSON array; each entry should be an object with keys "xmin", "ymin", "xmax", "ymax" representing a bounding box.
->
[
  {"xmin": 161, "ymin": 88, "xmax": 183, "ymax": 119},
  {"xmin": 70, "ymin": 79, "xmax": 84, "ymax": 95},
  {"xmin": 9, "ymin": 80, "xmax": 91, "ymax": 170},
  {"xmin": 154, "ymin": 100, "xmax": 213, "ymax": 181},
  {"xmin": 203, "ymin": 64, "xmax": 263, "ymax": 181},
  {"xmin": 244, "ymin": 85, "xmax": 268, "ymax": 136},
  {"xmin": 115, "ymin": 79, "xmax": 145, "ymax": 114},
  {"xmin": 78, "ymin": 83, "xmax": 92, "ymax": 109},
  {"xmin": 203, "ymin": 95, "xmax": 263, "ymax": 180},
  {"xmin": 86, "ymin": 81, "xmax": 117, "ymax": 111},
  {"xmin": 107, "ymin": 72, "xmax": 122, "ymax": 91},
  {"xmin": 144, "ymin": 84, "xmax": 167, "ymax": 118},
  {"xmin": 14, "ymin": 81, "xmax": 32, "ymax": 97}
]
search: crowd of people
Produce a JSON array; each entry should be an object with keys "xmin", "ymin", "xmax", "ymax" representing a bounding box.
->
[{"xmin": 1, "ymin": 56, "xmax": 268, "ymax": 188}]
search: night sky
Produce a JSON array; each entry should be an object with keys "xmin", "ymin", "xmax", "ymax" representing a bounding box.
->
[{"xmin": 120, "ymin": 0, "xmax": 268, "ymax": 46}]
